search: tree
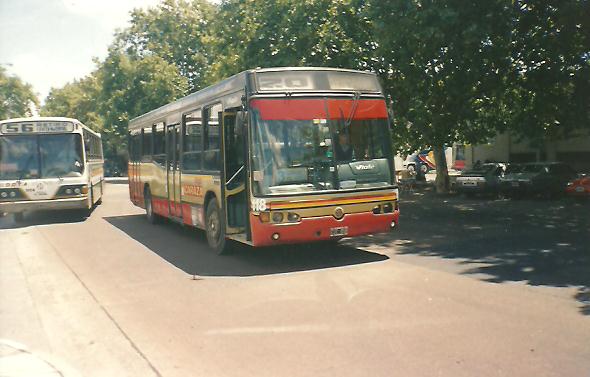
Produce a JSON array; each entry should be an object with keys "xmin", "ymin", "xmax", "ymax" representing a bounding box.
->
[
  {"xmin": 41, "ymin": 73, "xmax": 102, "ymax": 130},
  {"xmin": 507, "ymin": 0, "xmax": 590, "ymax": 154},
  {"xmin": 0, "ymin": 67, "xmax": 39, "ymax": 119},
  {"xmin": 114, "ymin": 0, "xmax": 214, "ymax": 93},
  {"xmin": 95, "ymin": 51, "xmax": 189, "ymax": 170},
  {"xmin": 367, "ymin": 0, "xmax": 512, "ymax": 192},
  {"xmin": 205, "ymin": 0, "xmax": 375, "ymax": 83}
]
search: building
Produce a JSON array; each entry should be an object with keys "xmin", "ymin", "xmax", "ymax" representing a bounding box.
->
[{"xmin": 463, "ymin": 129, "xmax": 590, "ymax": 173}]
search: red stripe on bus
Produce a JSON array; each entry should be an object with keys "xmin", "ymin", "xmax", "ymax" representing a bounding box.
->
[{"xmin": 250, "ymin": 99, "xmax": 388, "ymax": 121}]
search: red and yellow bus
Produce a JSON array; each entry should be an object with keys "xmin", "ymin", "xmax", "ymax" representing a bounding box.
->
[{"xmin": 128, "ymin": 68, "xmax": 399, "ymax": 253}]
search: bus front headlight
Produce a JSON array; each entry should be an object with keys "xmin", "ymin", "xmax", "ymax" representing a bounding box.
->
[
  {"xmin": 272, "ymin": 212, "xmax": 284, "ymax": 223},
  {"xmin": 0, "ymin": 192, "xmax": 7, "ymax": 198}
]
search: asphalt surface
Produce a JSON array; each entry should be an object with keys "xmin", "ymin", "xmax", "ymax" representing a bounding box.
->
[{"xmin": 0, "ymin": 183, "xmax": 589, "ymax": 377}]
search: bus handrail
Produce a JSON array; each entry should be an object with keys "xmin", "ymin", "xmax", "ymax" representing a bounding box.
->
[{"xmin": 226, "ymin": 165, "xmax": 244, "ymax": 186}]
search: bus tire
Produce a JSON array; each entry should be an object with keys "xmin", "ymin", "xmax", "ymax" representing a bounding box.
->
[
  {"xmin": 205, "ymin": 199, "xmax": 230, "ymax": 255},
  {"xmin": 144, "ymin": 187, "xmax": 160, "ymax": 224}
]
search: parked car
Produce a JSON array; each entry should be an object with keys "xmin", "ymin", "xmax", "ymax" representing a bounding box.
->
[
  {"xmin": 566, "ymin": 175, "xmax": 590, "ymax": 198},
  {"xmin": 455, "ymin": 163, "xmax": 507, "ymax": 197},
  {"xmin": 500, "ymin": 162, "xmax": 578, "ymax": 198}
]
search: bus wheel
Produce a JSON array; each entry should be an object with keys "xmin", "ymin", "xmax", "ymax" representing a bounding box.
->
[
  {"xmin": 205, "ymin": 199, "xmax": 230, "ymax": 254},
  {"xmin": 14, "ymin": 212, "xmax": 25, "ymax": 223},
  {"xmin": 144, "ymin": 188, "xmax": 160, "ymax": 224}
]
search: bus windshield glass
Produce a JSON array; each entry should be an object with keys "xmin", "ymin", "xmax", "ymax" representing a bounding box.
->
[
  {"xmin": 0, "ymin": 134, "xmax": 84, "ymax": 179},
  {"xmin": 250, "ymin": 98, "xmax": 393, "ymax": 195}
]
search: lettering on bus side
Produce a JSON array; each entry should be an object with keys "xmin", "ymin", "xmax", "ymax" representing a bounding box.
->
[{"xmin": 181, "ymin": 184, "xmax": 203, "ymax": 198}]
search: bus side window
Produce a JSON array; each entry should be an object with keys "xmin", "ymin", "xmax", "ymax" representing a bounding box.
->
[
  {"xmin": 203, "ymin": 103, "xmax": 222, "ymax": 171},
  {"xmin": 128, "ymin": 132, "xmax": 140, "ymax": 162},
  {"xmin": 153, "ymin": 123, "xmax": 166, "ymax": 165},
  {"xmin": 141, "ymin": 127, "xmax": 153, "ymax": 162},
  {"xmin": 183, "ymin": 111, "xmax": 202, "ymax": 171}
]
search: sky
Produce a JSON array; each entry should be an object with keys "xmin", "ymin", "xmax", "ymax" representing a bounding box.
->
[{"xmin": 0, "ymin": 0, "xmax": 163, "ymax": 103}]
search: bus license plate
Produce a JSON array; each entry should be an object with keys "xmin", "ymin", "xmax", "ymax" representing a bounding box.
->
[
  {"xmin": 511, "ymin": 182, "xmax": 519, "ymax": 187},
  {"xmin": 330, "ymin": 226, "xmax": 348, "ymax": 237}
]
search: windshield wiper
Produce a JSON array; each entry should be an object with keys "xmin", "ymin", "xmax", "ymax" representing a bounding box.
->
[{"xmin": 345, "ymin": 91, "xmax": 361, "ymax": 129}]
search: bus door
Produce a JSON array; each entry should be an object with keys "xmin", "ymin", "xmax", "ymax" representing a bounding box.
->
[
  {"xmin": 128, "ymin": 131, "xmax": 140, "ymax": 203},
  {"xmin": 222, "ymin": 110, "xmax": 247, "ymax": 233},
  {"xmin": 166, "ymin": 124, "xmax": 183, "ymax": 219}
]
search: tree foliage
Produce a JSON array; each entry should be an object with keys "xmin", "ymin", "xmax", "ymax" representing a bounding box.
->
[
  {"xmin": 0, "ymin": 67, "xmax": 39, "ymax": 119},
  {"xmin": 38, "ymin": 0, "xmax": 589, "ymax": 181},
  {"xmin": 42, "ymin": 74, "xmax": 102, "ymax": 128},
  {"xmin": 114, "ymin": 0, "xmax": 214, "ymax": 93},
  {"xmin": 205, "ymin": 0, "xmax": 375, "ymax": 83},
  {"xmin": 367, "ymin": 0, "xmax": 513, "ymax": 191},
  {"xmin": 96, "ymin": 51, "xmax": 189, "ymax": 167},
  {"xmin": 508, "ymin": 0, "xmax": 590, "ymax": 143}
]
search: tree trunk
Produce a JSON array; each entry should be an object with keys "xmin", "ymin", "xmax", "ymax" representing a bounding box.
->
[{"xmin": 433, "ymin": 145, "xmax": 450, "ymax": 194}]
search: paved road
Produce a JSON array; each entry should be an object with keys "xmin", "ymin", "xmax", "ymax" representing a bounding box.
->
[{"xmin": 1, "ymin": 184, "xmax": 589, "ymax": 377}]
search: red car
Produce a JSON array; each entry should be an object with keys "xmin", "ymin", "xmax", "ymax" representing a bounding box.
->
[{"xmin": 566, "ymin": 175, "xmax": 590, "ymax": 197}]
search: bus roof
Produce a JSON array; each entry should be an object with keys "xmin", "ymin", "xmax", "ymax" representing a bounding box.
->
[
  {"xmin": 0, "ymin": 117, "xmax": 101, "ymax": 137},
  {"xmin": 128, "ymin": 67, "xmax": 382, "ymax": 131}
]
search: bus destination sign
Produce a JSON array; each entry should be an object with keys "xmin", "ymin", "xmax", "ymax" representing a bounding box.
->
[{"xmin": 0, "ymin": 121, "xmax": 75, "ymax": 134}]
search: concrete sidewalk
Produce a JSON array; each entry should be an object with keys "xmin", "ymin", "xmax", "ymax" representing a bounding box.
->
[{"xmin": 0, "ymin": 340, "xmax": 78, "ymax": 377}]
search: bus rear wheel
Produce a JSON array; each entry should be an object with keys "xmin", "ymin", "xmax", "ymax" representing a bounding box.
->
[
  {"xmin": 144, "ymin": 188, "xmax": 160, "ymax": 224},
  {"xmin": 205, "ymin": 199, "xmax": 230, "ymax": 255}
]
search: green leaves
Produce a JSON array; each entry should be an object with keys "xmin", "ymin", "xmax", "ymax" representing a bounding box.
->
[
  {"xmin": 36, "ymin": 0, "xmax": 589, "ymax": 177},
  {"xmin": 0, "ymin": 67, "xmax": 39, "ymax": 119},
  {"xmin": 115, "ymin": 0, "xmax": 214, "ymax": 93}
]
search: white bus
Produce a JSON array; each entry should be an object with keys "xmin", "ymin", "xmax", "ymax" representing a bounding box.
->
[{"xmin": 0, "ymin": 117, "xmax": 104, "ymax": 221}]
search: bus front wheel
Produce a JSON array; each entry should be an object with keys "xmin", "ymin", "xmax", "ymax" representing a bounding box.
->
[{"xmin": 205, "ymin": 199, "xmax": 230, "ymax": 255}]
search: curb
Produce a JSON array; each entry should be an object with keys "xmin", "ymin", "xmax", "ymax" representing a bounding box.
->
[{"xmin": 104, "ymin": 177, "xmax": 128, "ymax": 184}]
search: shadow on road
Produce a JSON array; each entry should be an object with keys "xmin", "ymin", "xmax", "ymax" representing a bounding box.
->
[
  {"xmin": 349, "ymin": 189, "xmax": 590, "ymax": 315},
  {"xmin": 0, "ymin": 210, "xmax": 87, "ymax": 230},
  {"xmin": 104, "ymin": 214, "xmax": 388, "ymax": 277}
]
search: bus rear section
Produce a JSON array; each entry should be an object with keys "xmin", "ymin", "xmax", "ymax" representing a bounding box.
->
[{"xmin": 0, "ymin": 118, "xmax": 104, "ymax": 220}]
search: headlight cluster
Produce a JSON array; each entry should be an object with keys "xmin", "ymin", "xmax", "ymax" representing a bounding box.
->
[
  {"xmin": 56, "ymin": 185, "xmax": 88, "ymax": 197},
  {"xmin": 0, "ymin": 189, "xmax": 23, "ymax": 201},
  {"xmin": 373, "ymin": 202, "xmax": 397, "ymax": 214},
  {"xmin": 259, "ymin": 211, "xmax": 301, "ymax": 223}
]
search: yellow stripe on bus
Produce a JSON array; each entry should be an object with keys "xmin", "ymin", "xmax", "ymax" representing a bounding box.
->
[{"xmin": 269, "ymin": 194, "xmax": 397, "ymax": 210}]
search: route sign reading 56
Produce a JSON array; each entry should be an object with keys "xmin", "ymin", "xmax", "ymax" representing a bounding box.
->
[{"xmin": 0, "ymin": 121, "xmax": 74, "ymax": 134}]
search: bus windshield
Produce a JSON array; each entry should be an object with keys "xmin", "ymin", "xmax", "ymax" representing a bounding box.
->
[
  {"xmin": 250, "ymin": 98, "xmax": 393, "ymax": 195},
  {"xmin": 0, "ymin": 134, "xmax": 84, "ymax": 180}
]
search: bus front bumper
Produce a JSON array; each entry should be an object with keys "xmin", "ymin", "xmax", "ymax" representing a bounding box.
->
[
  {"xmin": 250, "ymin": 210, "xmax": 400, "ymax": 247},
  {"xmin": 0, "ymin": 197, "xmax": 89, "ymax": 213}
]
